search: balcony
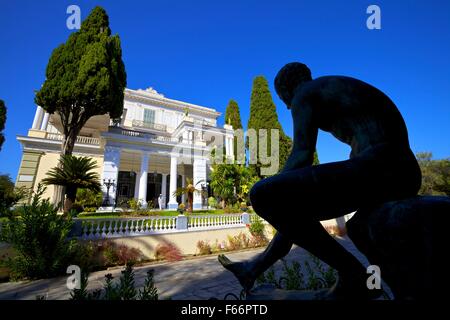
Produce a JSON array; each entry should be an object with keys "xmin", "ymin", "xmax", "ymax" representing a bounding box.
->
[
  {"xmin": 131, "ymin": 120, "xmax": 167, "ymax": 132},
  {"xmin": 46, "ymin": 133, "xmax": 100, "ymax": 145},
  {"xmin": 107, "ymin": 126, "xmax": 207, "ymax": 147}
]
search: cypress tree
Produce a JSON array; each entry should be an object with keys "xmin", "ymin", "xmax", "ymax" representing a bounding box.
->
[
  {"xmin": 247, "ymin": 76, "xmax": 292, "ymax": 177},
  {"xmin": 35, "ymin": 6, "xmax": 127, "ymax": 156},
  {"xmin": 224, "ymin": 99, "xmax": 242, "ymax": 130},
  {"xmin": 224, "ymin": 99, "xmax": 243, "ymax": 161}
]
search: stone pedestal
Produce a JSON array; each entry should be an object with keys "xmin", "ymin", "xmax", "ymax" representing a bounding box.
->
[{"xmin": 347, "ymin": 195, "xmax": 449, "ymax": 300}]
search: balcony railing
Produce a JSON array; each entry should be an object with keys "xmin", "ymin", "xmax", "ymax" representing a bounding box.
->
[
  {"xmin": 131, "ymin": 120, "xmax": 167, "ymax": 132},
  {"xmin": 109, "ymin": 127, "xmax": 177, "ymax": 143},
  {"xmin": 46, "ymin": 133, "xmax": 100, "ymax": 145},
  {"xmin": 108, "ymin": 127, "xmax": 207, "ymax": 146}
]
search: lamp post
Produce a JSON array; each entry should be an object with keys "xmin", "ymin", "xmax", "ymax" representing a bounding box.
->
[
  {"xmin": 102, "ymin": 178, "xmax": 115, "ymax": 206},
  {"xmin": 201, "ymin": 182, "xmax": 209, "ymax": 208}
]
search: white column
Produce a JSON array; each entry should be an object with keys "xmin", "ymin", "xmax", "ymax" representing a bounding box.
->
[
  {"xmin": 229, "ymin": 136, "xmax": 234, "ymax": 158},
  {"xmin": 133, "ymin": 171, "xmax": 140, "ymax": 200},
  {"xmin": 40, "ymin": 112, "xmax": 50, "ymax": 131},
  {"xmin": 161, "ymin": 173, "xmax": 167, "ymax": 209},
  {"xmin": 181, "ymin": 174, "xmax": 186, "ymax": 204},
  {"xmin": 225, "ymin": 135, "xmax": 230, "ymax": 157},
  {"xmin": 182, "ymin": 131, "xmax": 189, "ymax": 143},
  {"xmin": 193, "ymin": 157, "xmax": 207, "ymax": 210},
  {"xmin": 101, "ymin": 146, "xmax": 121, "ymax": 209},
  {"xmin": 138, "ymin": 153, "xmax": 149, "ymax": 208},
  {"xmin": 32, "ymin": 106, "xmax": 44, "ymax": 130},
  {"xmin": 168, "ymin": 155, "xmax": 178, "ymax": 209}
]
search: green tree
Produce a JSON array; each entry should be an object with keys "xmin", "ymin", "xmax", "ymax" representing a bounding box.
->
[
  {"xmin": 0, "ymin": 99, "xmax": 6, "ymax": 151},
  {"xmin": 225, "ymin": 99, "xmax": 243, "ymax": 129},
  {"xmin": 35, "ymin": 6, "xmax": 126, "ymax": 156},
  {"xmin": 417, "ymin": 152, "xmax": 450, "ymax": 196},
  {"xmin": 42, "ymin": 155, "xmax": 101, "ymax": 214},
  {"xmin": 225, "ymin": 99, "xmax": 244, "ymax": 161},
  {"xmin": 209, "ymin": 164, "xmax": 258, "ymax": 207},
  {"xmin": 247, "ymin": 76, "xmax": 292, "ymax": 177},
  {"xmin": 0, "ymin": 174, "xmax": 27, "ymax": 216},
  {"xmin": 75, "ymin": 188, "xmax": 103, "ymax": 210}
]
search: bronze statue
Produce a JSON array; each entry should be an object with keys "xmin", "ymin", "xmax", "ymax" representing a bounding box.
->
[{"xmin": 219, "ymin": 62, "xmax": 424, "ymax": 299}]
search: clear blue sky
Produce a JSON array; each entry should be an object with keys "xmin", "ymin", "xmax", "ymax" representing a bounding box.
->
[{"xmin": 1, "ymin": 0, "xmax": 449, "ymax": 179}]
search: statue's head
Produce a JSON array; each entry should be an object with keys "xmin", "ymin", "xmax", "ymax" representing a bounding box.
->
[{"xmin": 275, "ymin": 62, "xmax": 312, "ymax": 108}]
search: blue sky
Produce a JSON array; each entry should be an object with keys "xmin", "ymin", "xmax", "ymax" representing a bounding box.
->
[{"xmin": 1, "ymin": 0, "xmax": 449, "ymax": 179}]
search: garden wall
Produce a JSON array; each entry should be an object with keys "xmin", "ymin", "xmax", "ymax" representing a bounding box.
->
[{"xmin": 87, "ymin": 224, "xmax": 274, "ymax": 259}]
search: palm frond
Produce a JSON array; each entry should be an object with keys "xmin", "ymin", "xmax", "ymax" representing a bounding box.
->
[{"xmin": 42, "ymin": 155, "xmax": 101, "ymax": 192}]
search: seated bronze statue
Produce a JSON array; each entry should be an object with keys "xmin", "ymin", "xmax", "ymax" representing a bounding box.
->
[{"xmin": 219, "ymin": 62, "xmax": 424, "ymax": 300}]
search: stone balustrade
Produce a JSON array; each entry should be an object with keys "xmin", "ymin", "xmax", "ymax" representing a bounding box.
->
[
  {"xmin": 73, "ymin": 213, "xmax": 264, "ymax": 240},
  {"xmin": 46, "ymin": 133, "xmax": 100, "ymax": 145}
]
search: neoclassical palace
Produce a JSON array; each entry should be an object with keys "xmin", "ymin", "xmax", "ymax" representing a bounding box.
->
[{"xmin": 15, "ymin": 88, "xmax": 235, "ymax": 210}]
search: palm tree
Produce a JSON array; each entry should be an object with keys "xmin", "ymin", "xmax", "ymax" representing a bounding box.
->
[
  {"xmin": 173, "ymin": 178, "xmax": 206, "ymax": 213},
  {"xmin": 42, "ymin": 155, "xmax": 101, "ymax": 214},
  {"xmin": 209, "ymin": 164, "xmax": 259, "ymax": 207}
]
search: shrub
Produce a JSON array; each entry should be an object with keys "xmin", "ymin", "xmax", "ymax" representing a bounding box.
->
[
  {"xmin": 226, "ymin": 233, "xmax": 250, "ymax": 251},
  {"xmin": 208, "ymin": 197, "xmax": 218, "ymax": 209},
  {"xmin": 248, "ymin": 216, "xmax": 265, "ymax": 237},
  {"xmin": 155, "ymin": 242, "xmax": 182, "ymax": 262},
  {"xmin": 0, "ymin": 185, "xmax": 76, "ymax": 280},
  {"xmin": 256, "ymin": 254, "xmax": 337, "ymax": 291},
  {"xmin": 0, "ymin": 174, "xmax": 28, "ymax": 217},
  {"xmin": 102, "ymin": 241, "xmax": 143, "ymax": 266},
  {"xmin": 127, "ymin": 198, "xmax": 142, "ymax": 212},
  {"xmin": 69, "ymin": 241, "xmax": 98, "ymax": 272},
  {"xmin": 247, "ymin": 216, "xmax": 268, "ymax": 246},
  {"xmin": 75, "ymin": 188, "xmax": 102, "ymax": 211},
  {"xmin": 224, "ymin": 203, "xmax": 240, "ymax": 214},
  {"xmin": 70, "ymin": 263, "xmax": 159, "ymax": 300},
  {"xmin": 177, "ymin": 203, "xmax": 186, "ymax": 214},
  {"xmin": 196, "ymin": 240, "xmax": 212, "ymax": 255},
  {"xmin": 83, "ymin": 207, "xmax": 97, "ymax": 213}
]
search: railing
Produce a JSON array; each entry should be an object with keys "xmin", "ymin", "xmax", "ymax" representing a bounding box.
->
[
  {"xmin": 132, "ymin": 120, "xmax": 167, "ymax": 132},
  {"xmin": 78, "ymin": 217, "xmax": 178, "ymax": 240},
  {"xmin": 108, "ymin": 126, "xmax": 207, "ymax": 146},
  {"xmin": 188, "ymin": 214, "xmax": 244, "ymax": 230},
  {"xmin": 74, "ymin": 213, "xmax": 265, "ymax": 239},
  {"xmin": 46, "ymin": 133, "xmax": 100, "ymax": 145}
]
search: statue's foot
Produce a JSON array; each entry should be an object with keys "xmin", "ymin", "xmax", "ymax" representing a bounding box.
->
[{"xmin": 218, "ymin": 254, "xmax": 256, "ymax": 292}]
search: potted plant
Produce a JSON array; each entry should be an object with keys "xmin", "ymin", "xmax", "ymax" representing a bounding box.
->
[{"xmin": 240, "ymin": 202, "xmax": 248, "ymax": 212}]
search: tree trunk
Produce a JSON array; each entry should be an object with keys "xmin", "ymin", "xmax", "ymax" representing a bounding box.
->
[
  {"xmin": 64, "ymin": 186, "xmax": 77, "ymax": 215},
  {"xmin": 188, "ymin": 192, "xmax": 193, "ymax": 213},
  {"xmin": 53, "ymin": 132, "xmax": 78, "ymax": 212}
]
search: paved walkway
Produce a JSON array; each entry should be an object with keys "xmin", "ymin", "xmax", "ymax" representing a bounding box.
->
[{"xmin": 0, "ymin": 236, "xmax": 391, "ymax": 300}]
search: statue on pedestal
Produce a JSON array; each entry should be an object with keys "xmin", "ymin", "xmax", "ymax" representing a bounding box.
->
[{"xmin": 219, "ymin": 62, "xmax": 447, "ymax": 300}]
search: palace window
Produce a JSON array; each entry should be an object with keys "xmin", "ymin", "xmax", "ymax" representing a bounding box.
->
[{"xmin": 143, "ymin": 109, "xmax": 155, "ymax": 125}]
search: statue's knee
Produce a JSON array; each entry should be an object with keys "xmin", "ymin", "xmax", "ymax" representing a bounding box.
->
[
  {"xmin": 250, "ymin": 180, "xmax": 274, "ymax": 213},
  {"xmin": 250, "ymin": 181, "xmax": 264, "ymax": 209}
]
